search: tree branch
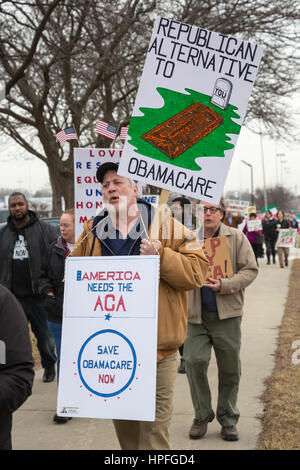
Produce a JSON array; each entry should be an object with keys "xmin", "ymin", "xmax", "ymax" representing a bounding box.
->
[{"xmin": 5, "ymin": 0, "xmax": 61, "ymax": 95}]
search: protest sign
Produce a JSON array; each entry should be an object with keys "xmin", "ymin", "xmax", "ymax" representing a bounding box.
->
[
  {"xmin": 202, "ymin": 236, "xmax": 233, "ymax": 280},
  {"xmin": 57, "ymin": 255, "xmax": 159, "ymax": 421},
  {"xmin": 226, "ymin": 199, "xmax": 249, "ymax": 214},
  {"xmin": 247, "ymin": 205, "xmax": 256, "ymax": 214},
  {"xmin": 118, "ymin": 16, "xmax": 263, "ymax": 203},
  {"xmin": 247, "ymin": 219, "xmax": 262, "ymax": 232},
  {"xmin": 276, "ymin": 229, "xmax": 298, "ymax": 248},
  {"xmin": 140, "ymin": 194, "xmax": 160, "ymax": 208},
  {"xmin": 74, "ymin": 148, "xmax": 122, "ymax": 239}
]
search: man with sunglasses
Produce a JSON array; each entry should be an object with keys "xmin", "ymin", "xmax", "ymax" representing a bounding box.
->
[{"xmin": 184, "ymin": 199, "xmax": 258, "ymax": 442}]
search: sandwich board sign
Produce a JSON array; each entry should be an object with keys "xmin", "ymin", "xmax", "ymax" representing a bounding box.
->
[
  {"xmin": 118, "ymin": 16, "xmax": 263, "ymax": 203},
  {"xmin": 57, "ymin": 255, "xmax": 159, "ymax": 421}
]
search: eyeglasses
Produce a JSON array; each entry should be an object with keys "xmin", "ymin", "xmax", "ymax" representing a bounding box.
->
[{"xmin": 203, "ymin": 206, "xmax": 220, "ymax": 214}]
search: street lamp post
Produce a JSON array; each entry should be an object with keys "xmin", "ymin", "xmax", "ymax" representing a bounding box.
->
[
  {"xmin": 241, "ymin": 159, "xmax": 254, "ymax": 206},
  {"xmin": 280, "ymin": 160, "xmax": 287, "ymax": 185},
  {"xmin": 259, "ymin": 133, "xmax": 268, "ymax": 211},
  {"xmin": 282, "ymin": 166, "xmax": 291, "ymax": 186},
  {"xmin": 276, "ymin": 153, "xmax": 285, "ymax": 185}
]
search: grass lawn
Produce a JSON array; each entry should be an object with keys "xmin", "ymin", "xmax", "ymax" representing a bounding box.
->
[{"xmin": 256, "ymin": 258, "xmax": 300, "ymax": 450}]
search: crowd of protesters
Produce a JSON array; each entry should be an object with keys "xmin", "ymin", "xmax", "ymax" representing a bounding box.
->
[
  {"xmin": 0, "ymin": 183, "xmax": 299, "ymax": 450},
  {"xmin": 223, "ymin": 206, "xmax": 299, "ymax": 269}
]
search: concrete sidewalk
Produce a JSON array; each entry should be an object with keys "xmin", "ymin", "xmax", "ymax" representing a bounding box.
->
[{"xmin": 12, "ymin": 248, "xmax": 299, "ymax": 450}]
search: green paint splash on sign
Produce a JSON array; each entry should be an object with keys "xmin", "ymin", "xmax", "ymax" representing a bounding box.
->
[{"xmin": 128, "ymin": 87, "xmax": 241, "ymax": 170}]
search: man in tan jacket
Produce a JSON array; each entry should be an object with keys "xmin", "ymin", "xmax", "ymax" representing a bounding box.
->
[
  {"xmin": 71, "ymin": 162, "xmax": 209, "ymax": 450},
  {"xmin": 184, "ymin": 199, "xmax": 258, "ymax": 442}
]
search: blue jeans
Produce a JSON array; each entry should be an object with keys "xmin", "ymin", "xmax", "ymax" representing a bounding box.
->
[
  {"xmin": 47, "ymin": 321, "xmax": 62, "ymax": 382},
  {"xmin": 18, "ymin": 297, "xmax": 56, "ymax": 370}
]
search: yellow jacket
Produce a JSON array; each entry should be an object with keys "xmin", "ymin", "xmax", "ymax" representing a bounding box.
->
[{"xmin": 71, "ymin": 209, "xmax": 209, "ymax": 362}]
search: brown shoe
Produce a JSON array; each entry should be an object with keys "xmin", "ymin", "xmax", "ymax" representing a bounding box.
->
[
  {"xmin": 189, "ymin": 411, "xmax": 215, "ymax": 439},
  {"xmin": 221, "ymin": 425, "xmax": 239, "ymax": 441}
]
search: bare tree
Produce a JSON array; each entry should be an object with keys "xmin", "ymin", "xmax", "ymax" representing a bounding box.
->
[
  {"xmin": 0, "ymin": 0, "xmax": 299, "ymax": 213},
  {"xmin": 254, "ymin": 184, "xmax": 294, "ymax": 211},
  {"xmin": 0, "ymin": 0, "xmax": 155, "ymax": 213},
  {"xmin": 3, "ymin": 0, "xmax": 61, "ymax": 95}
]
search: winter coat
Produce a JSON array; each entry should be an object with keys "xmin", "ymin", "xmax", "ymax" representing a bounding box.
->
[
  {"xmin": 243, "ymin": 222, "xmax": 263, "ymax": 244},
  {"xmin": 188, "ymin": 223, "xmax": 258, "ymax": 323},
  {"xmin": 39, "ymin": 236, "xmax": 67, "ymax": 323},
  {"xmin": 262, "ymin": 218, "xmax": 278, "ymax": 241},
  {"xmin": 0, "ymin": 285, "xmax": 34, "ymax": 448},
  {"xmin": 223, "ymin": 214, "xmax": 243, "ymax": 228},
  {"xmin": 0, "ymin": 211, "xmax": 58, "ymax": 296},
  {"xmin": 276, "ymin": 219, "xmax": 290, "ymax": 229},
  {"xmin": 71, "ymin": 200, "xmax": 209, "ymax": 362}
]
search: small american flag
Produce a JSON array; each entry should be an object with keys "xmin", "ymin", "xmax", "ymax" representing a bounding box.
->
[
  {"xmin": 120, "ymin": 126, "xmax": 129, "ymax": 141},
  {"xmin": 95, "ymin": 120, "xmax": 117, "ymax": 140},
  {"xmin": 56, "ymin": 126, "xmax": 78, "ymax": 145}
]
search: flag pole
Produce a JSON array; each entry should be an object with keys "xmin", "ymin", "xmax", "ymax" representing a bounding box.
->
[
  {"xmin": 149, "ymin": 189, "xmax": 170, "ymax": 240},
  {"xmin": 111, "ymin": 125, "xmax": 120, "ymax": 148},
  {"xmin": 72, "ymin": 122, "xmax": 80, "ymax": 147}
]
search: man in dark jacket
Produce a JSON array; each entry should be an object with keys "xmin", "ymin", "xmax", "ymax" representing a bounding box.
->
[
  {"xmin": 0, "ymin": 284, "xmax": 34, "ymax": 449},
  {"xmin": 0, "ymin": 192, "xmax": 57, "ymax": 382}
]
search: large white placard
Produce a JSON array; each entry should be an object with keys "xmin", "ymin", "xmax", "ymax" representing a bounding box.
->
[
  {"xmin": 57, "ymin": 255, "xmax": 159, "ymax": 421},
  {"xmin": 118, "ymin": 16, "xmax": 263, "ymax": 203}
]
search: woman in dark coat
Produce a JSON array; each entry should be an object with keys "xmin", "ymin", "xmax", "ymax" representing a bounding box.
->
[
  {"xmin": 262, "ymin": 210, "xmax": 278, "ymax": 264},
  {"xmin": 39, "ymin": 209, "xmax": 75, "ymax": 423}
]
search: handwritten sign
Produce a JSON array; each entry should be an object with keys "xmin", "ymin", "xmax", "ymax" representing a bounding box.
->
[
  {"xmin": 247, "ymin": 219, "xmax": 262, "ymax": 232},
  {"xmin": 74, "ymin": 148, "xmax": 122, "ymax": 239},
  {"xmin": 57, "ymin": 256, "xmax": 159, "ymax": 421},
  {"xmin": 276, "ymin": 229, "xmax": 298, "ymax": 248},
  {"xmin": 118, "ymin": 16, "xmax": 263, "ymax": 203},
  {"xmin": 202, "ymin": 236, "xmax": 233, "ymax": 280}
]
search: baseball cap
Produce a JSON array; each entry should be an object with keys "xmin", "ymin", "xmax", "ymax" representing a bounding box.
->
[{"xmin": 96, "ymin": 162, "xmax": 119, "ymax": 183}]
